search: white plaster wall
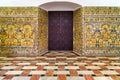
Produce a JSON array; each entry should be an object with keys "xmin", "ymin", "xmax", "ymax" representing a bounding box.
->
[{"xmin": 0, "ymin": 0, "xmax": 120, "ymax": 7}]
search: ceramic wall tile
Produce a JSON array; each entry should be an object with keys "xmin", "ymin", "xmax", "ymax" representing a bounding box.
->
[
  {"xmin": 0, "ymin": 7, "xmax": 48, "ymax": 56},
  {"xmin": 83, "ymin": 7, "xmax": 120, "ymax": 55},
  {"xmin": 73, "ymin": 8, "xmax": 83, "ymax": 53},
  {"xmin": 38, "ymin": 8, "xmax": 48, "ymax": 54}
]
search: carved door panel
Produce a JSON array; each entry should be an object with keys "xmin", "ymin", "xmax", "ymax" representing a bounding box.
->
[{"xmin": 48, "ymin": 11, "xmax": 73, "ymax": 50}]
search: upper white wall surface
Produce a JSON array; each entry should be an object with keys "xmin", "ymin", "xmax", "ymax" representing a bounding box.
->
[
  {"xmin": 40, "ymin": 2, "xmax": 81, "ymax": 11},
  {"xmin": 0, "ymin": 0, "xmax": 120, "ymax": 7}
]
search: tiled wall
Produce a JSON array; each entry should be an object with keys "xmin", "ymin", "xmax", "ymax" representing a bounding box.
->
[
  {"xmin": 83, "ymin": 7, "xmax": 120, "ymax": 55},
  {"xmin": 73, "ymin": 8, "xmax": 83, "ymax": 54},
  {"xmin": 0, "ymin": 7, "xmax": 120, "ymax": 56},
  {"xmin": 0, "ymin": 7, "xmax": 48, "ymax": 56},
  {"xmin": 0, "ymin": 7, "xmax": 38, "ymax": 56},
  {"xmin": 38, "ymin": 8, "xmax": 48, "ymax": 54}
]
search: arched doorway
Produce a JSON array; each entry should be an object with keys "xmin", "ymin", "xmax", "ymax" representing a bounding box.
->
[{"xmin": 39, "ymin": 1, "xmax": 81, "ymax": 51}]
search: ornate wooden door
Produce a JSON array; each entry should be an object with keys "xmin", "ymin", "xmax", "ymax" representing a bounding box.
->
[{"xmin": 48, "ymin": 11, "xmax": 73, "ymax": 50}]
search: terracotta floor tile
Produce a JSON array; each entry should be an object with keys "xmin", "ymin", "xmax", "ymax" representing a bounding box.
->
[
  {"xmin": 93, "ymin": 70, "xmax": 103, "ymax": 76},
  {"xmin": 3, "ymin": 75, "xmax": 14, "ymax": 80},
  {"xmin": 99, "ymin": 65, "xmax": 108, "ymax": 70},
  {"xmin": 116, "ymin": 69, "xmax": 120, "ymax": 74},
  {"xmin": 86, "ymin": 62, "xmax": 93, "ymax": 66},
  {"xmin": 57, "ymin": 58, "xmax": 66, "ymax": 61},
  {"xmin": 0, "ymin": 51, "xmax": 120, "ymax": 80},
  {"xmin": 49, "ymin": 62, "xmax": 55, "ymax": 66},
  {"xmin": 84, "ymin": 75, "xmax": 94, "ymax": 80},
  {"xmin": 110, "ymin": 75, "xmax": 120, "ymax": 80},
  {"xmin": 99, "ymin": 58, "xmax": 108, "ymax": 60},
  {"xmin": 46, "ymin": 69, "xmax": 54, "ymax": 76},
  {"xmin": 15, "ymin": 66, "xmax": 23, "ymax": 70},
  {"xmin": 0, "ymin": 70, "xmax": 8, "ymax": 76},
  {"xmin": 0, "ymin": 65, "xmax": 4, "ymax": 68},
  {"xmin": 104, "ymin": 62, "xmax": 112, "ymax": 66},
  {"xmin": 20, "ymin": 70, "xmax": 31, "ymax": 76},
  {"xmin": 30, "ymin": 62, "xmax": 37, "ymax": 66},
  {"xmin": 69, "ymin": 69, "xmax": 78, "ymax": 76},
  {"xmin": 58, "ymin": 65, "xmax": 65, "ymax": 70},
  {"xmin": 37, "ymin": 65, "xmax": 44, "ymax": 70},
  {"xmin": 68, "ymin": 62, "xmax": 74, "ymax": 66},
  {"xmin": 58, "ymin": 74, "xmax": 67, "ymax": 80},
  {"xmin": 30, "ymin": 75, "xmax": 40, "ymax": 80},
  {"xmin": 79, "ymin": 66, "xmax": 87, "ymax": 70}
]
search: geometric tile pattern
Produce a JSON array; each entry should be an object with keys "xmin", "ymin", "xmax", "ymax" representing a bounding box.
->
[
  {"xmin": 0, "ymin": 7, "xmax": 38, "ymax": 56},
  {"xmin": 73, "ymin": 8, "xmax": 83, "ymax": 53},
  {"xmin": 0, "ymin": 7, "xmax": 48, "ymax": 56},
  {"xmin": 38, "ymin": 8, "xmax": 48, "ymax": 54},
  {"xmin": 0, "ymin": 51, "xmax": 120, "ymax": 80},
  {"xmin": 83, "ymin": 7, "xmax": 120, "ymax": 54}
]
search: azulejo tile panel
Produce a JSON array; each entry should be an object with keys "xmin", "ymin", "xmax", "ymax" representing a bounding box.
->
[
  {"xmin": 0, "ymin": 7, "xmax": 48, "ymax": 56},
  {"xmin": 83, "ymin": 7, "xmax": 120, "ymax": 54},
  {"xmin": 0, "ymin": 7, "xmax": 38, "ymax": 17},
  {"xmin": 38, "ymin": 8, "xmax": 48, "ymax": 54},
  {"xmin": 73, "ymin": 8, "xmax": 83, "ymax": 54}
]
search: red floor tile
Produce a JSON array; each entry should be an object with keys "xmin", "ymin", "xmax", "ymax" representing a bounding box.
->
[
  {"xmin": 84, "ymin": 75, "xmax": 94, "ymax": 80},
  {"xmin": 30, "ymin": 75, "xmax": 40, "ymax": 80},
  {"xmin": 49, "ymin": 62, "xmax": 55, "ymax": 66},
  {"xmin": 110, "ymin": 75, "xmax": 120, "ymax": 80},
  {"xmin": 15, "ymin": 66, "xmax": 23, "ymax": 70},
  {"xmin": 93, "ymin": 70, "xmax": 103, "ymax": 76},
  {"xmin": 86, "ymin": 62, "xmax": 93, "ymax": 66},
  {"xmin": 104, "ymin": 62, "xmax": 112, "ymax": 66},
  {"xmin": 58, "ymin": 65, "xmax": 65, "ymax": 70},
  {"xmin": 79, "ymin": 66, "xmax": 87, "ymax": 70},
  {"xmin": 58, "ymin": 74, "xmax": 67, "ymax": 80},
  {"xmin": 68, "ymin": 62, "xmax": 74, "ymax": 66},
  {"xmin": 30, "ymin": 62, "xmax": 37, "ymax": 66},
  {"xmin": 115, "ymin": 69, "xmax": 120, "ymax": 74},
  {"xmin": 99, "ymin": 65, "xmax": 108, "ymax": 70},
  {"xmin": 37, "ymin": 65, "xmax": 44, "ymax": 70},
  {"xmin": 3, "ymin": 75, "xmax": 14, "ymax": 80},
  {"xmin": 0, "ymin": 70, "xmax": 8, "ymax": 76},
  {"xmin": 10, "ymin": 62, "xmax": 18, "ymax": 66},
  {"xmin": 46, "ymin": 69, "xmax": 54, "ymax": 76},
  {"xmin": 20, "ymin": 70, "xmax": 31, "ymax": 76},
  {"xmin": 69, "ymin": 69, "xmax": 78, "ymax": 76}
]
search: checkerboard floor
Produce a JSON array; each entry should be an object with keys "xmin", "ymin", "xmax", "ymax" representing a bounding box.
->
[{"xmin": 0, "ymin": 51, "xmax": 120, "ymax": 80}]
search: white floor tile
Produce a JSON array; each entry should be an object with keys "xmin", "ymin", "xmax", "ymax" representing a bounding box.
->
[
  {"xmin": 74, "ymin": 63, "xmax": 87, "ymax": 65},
  {"xmin": 0, "ymin": 63, "xmax": 12, "ymax": 65},
  {"xmin": 101, "ymin": 71, "xmax": 119, "ymax": 74},
  {"xmin": 6, "ymin": 71, "xmax": 23, "ymax": 75},
  {"xmin": 12, "ymin": 77, "xmax": 31, "ymax": 80},
  {"xmin": 56, "ymin": 63, "xmax": 67, "ymax": 65},
  {"xmin": 78, "ymin": 71, "xmax": 94, "ymax": 74},
  {"xmin": 54, "ymin": 71, "xmax": 69, "ymax": 74},
  {"xmin": 107, "ymin": 66, "xmax": 120, "ymax": 69},
  {"xmin": 0, "ymin": 77, "xmax": 4, "ymax": 80},
  {"xmin": 44, "ymin": 66, "xmax": 58, "ymax": 69},
  {"xmin": 111, "ymin": 63, "xmax": 120, "ymax": 65},
  {"xmin": 65, "ymin": 66, "xmax": 79, "ymax": 69},
  {"xmin": 1, "ymin": 66, "xmax": 17, "ymax": 69},
  {"xmin": 40, "ymin": 77, "xmax": 57, "ymax": 80},
  {"xmin": 92, "ymin": 63, "xmax": 106, "ymax": 65},
  {"xmin": 17, "ymin": 63, "xmax": 30, "ymax": 65},
  {"xmin": 86, "ymin": 66, "xmax": 101, "ymax": 69},
  {"xmin": 29, "ymin": 71, "xmax": 46, "ymax": 74},
  {"xmin": 36, "ymin": 63, "xmax": 49, "ymax": 65},
  {"xmin": 94, "ymin": 77, "xmax": 113, "ymax": 80},
  {"xmin": 67, "ymin": 77, "xmax": 85, "ymax": 80},
  {"xmin": 22, "ymin": 66, "xmax": 37, "ymax": 69}
]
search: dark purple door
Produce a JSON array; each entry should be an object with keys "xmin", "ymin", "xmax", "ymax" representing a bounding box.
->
[{"xmin": 48, "ymin": 11, "xmax": 73, "ymax": 50}]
